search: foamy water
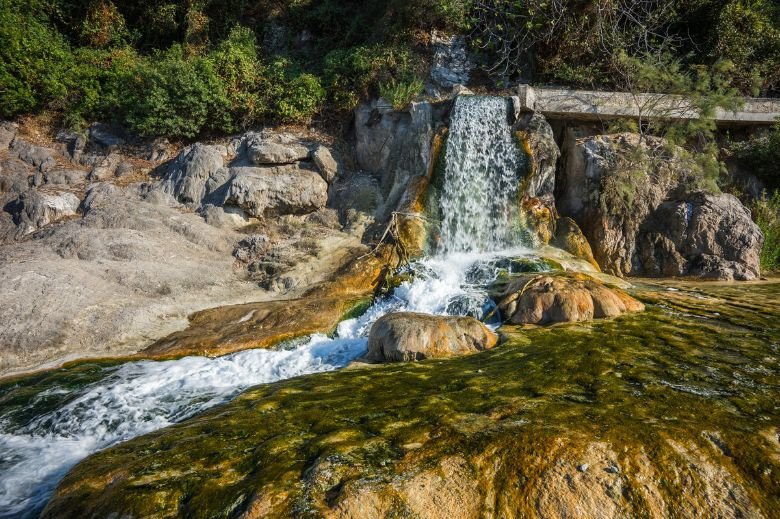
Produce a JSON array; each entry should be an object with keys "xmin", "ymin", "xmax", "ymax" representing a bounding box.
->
[
  {"xmin": 0, "ymin": 247, "xmax": 538, "ymax": 518},
  {"xmin": 0, "ymin": 95, "xmax": 536, "ymax": 517}
]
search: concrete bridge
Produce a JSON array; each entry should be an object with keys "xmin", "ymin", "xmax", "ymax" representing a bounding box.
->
[{"xmin": 515, "ymin": 85, "xmax": 780, "ymax": 126}]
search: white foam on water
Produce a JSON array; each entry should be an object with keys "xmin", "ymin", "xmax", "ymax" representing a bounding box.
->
[
  {"xmin": 0, "ymin": 95, "xmax": 535, "ymax": 517},
  {"xmin": 0, "ymin": 246, "xmax": 537, "ymax": 518}
]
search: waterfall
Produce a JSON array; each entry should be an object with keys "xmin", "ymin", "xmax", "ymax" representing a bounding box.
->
[
  {"xmin": 0, "ymin": 95, "xmax": 542, "ymax": 519},
  {"xmin": 439, "ymin": 95, "xmax": 524, "ymax": 254}
]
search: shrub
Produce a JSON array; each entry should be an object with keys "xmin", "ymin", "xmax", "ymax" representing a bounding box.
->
[
  {"xmin": 751, "ymin": 191, "xmax": 780, "ymax": 272},
  {"xmin": 323, "ymin": 45, "xmax": 422, "ymax": 111},
  {"xmin": 263, "ymin": 59, "xmax": 325, "ymax": 123},
  {"xmin": 206, "ymin": 26, "xmax": 264, "ymax": 129},
  {"xmin": 0, "ymin": 3, "xmax": 75, "ymax": 117},
  {"xmin": 80, "ymin": 0, "xmax": 129, "ymax": 48},
  {"xmin": 379, "ymin": 76, "xmax": 424, "ymax": 109},
  {"xmin": 715, "ymin": 0, "xmax": 780, "ymax": 96},
  {"xmin": 123, "ymin": 45, "xmax": 232, "ymax": 138},
  {"xmin": 730, "ymin": 123, "xmax": 780, "ymax": 191}
]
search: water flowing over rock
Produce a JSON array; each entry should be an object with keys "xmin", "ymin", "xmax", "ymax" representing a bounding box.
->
[
  {"xmin": 440, "ymin": 96, "xmax": 525, "ymax": 253},
  {"xmin": 558, "ymin": 132, "xmax": 763, "ymax": 280},
  {"xmin": 366, "ymin": 312, "xmax": 498, "ymax": 362}
]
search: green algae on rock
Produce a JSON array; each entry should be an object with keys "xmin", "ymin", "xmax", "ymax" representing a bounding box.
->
[{"xmin": 41, "ymin": 281, "xmax": 780, "ymax": 518}]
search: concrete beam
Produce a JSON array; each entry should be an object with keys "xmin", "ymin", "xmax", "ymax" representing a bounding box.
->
[{"xmin": 516, "ymin": 85, "xmax": 780, "ymax": 126}]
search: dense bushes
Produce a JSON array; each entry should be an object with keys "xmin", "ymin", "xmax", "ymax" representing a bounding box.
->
[
  {"xmin": 752, "ymin": 191, "xmax": 780, "ymax": 272},
  {"xmin": 1, "ymin": 0, "xmax": 778, "ymax": 139},
  {"xmin": 0, "ymin": 2, "xmax": 74, "ymax": 115}
]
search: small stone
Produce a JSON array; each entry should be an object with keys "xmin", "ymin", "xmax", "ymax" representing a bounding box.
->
[
  {"xmin": 605, "ymin": 465, "xmax": 620, "ymax": 474},
  {"xmin": 577, "ymin": 464, "xmax": 589, "ymax": 472}
]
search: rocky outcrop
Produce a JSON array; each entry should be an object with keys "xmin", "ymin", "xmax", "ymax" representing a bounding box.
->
[
  {"xmin": 223, "ymin": 166, "xmax": 328, "ymax": 218},
  {"xmin": 551, "ymin": 217, "xmax": 599, "ymax": 270},
  {"xmin": 10, "ymin": 138, "xmax": 57, "ymax": 172},
  {"xmin": 366, "ymin": 312, "xmax": 498, "ymax": 362},
  {"xmin": 159, "ymin": 134, "xmax": 337, "ymax": 218},
  {"xmin": 5, "ymin": 189, "xmax": 80, "ymax": 236},
  {"xmin": 636, "ymin": 192, "xmax": 763, "ymax": 280},
  {"xmin": 159, "ymin": 143, "xmax": 227, "ymax": 206},
  {"xmin": 428, "ymin": 31, "xmax": 473, "ymax": 93},
  {"xmin": 354, "ymin": 100, "xmax": 435, "ymax": 220},
  {"xmin": 512, "ymin": 111, "xmax": 560, "ymax": 245},
  {"xmin": 0, "ymin": 121, "xmax": 17, "ymax": 149},
  {"xmin": 498, "ymin": 273, "xmax": 644, "ymax": 325},
  {"xmin": 559, "ymin": 132, "xmax": 764, "ymax": 280}
]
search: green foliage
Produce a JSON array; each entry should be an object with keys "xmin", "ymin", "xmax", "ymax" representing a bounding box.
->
[
  {"xmin": 206, "ymin": 26, "xmax": 263, "ymax": 129},
  {"xmin": 0, "ymin": 2, "xmax": 75, "ymax": 117},
  {"xmin": 730, "ymin": 124, "xmax": 780, "ymax": 190},
  {"xmin": 715, "ymin": 0, "xmax": 780, "ymax": 96},
  {"xmin": 324, "ymin": 45, "xmax": 422, "ymax": 111},
  {"xmin": 263, "ymin": 59, "xmax": 325, "ymax": 123},
  {"xmin": 123, "ymin": 45, "xmax": 232, "ymax": 138},
  {"xmin": 751, "ymin": 190, "xmax": 780, "ymax": 271},
  {"xmin": 379, "ymin": 77, "xmax": 424, "ymax": 110},
  {"xmin": 80, "ymin": 0, "xmax": 129, "ymax": 48}
]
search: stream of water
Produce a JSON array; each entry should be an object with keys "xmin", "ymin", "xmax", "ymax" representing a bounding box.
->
[{"xmin": 0, "ymin": 95, "xmax": 529, "ymax": 517}]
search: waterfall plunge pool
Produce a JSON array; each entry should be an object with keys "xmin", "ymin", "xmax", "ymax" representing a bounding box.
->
[{"xmin": 0, "ymin": 247, "xmax": 548, "ymax": 518}]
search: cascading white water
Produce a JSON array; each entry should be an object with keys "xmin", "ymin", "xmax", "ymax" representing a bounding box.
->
[
  {"xmin": 439, "ymin": 95, "xmax": 524, "ymax": 253},
  {"xmin": 0, "ymin": 96, "xmax": 540, "ymax": 518}
]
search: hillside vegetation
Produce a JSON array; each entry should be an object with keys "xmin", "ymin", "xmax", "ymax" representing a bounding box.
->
[{"xmin": 0, "ymin": 0, "xmax": 778, "ymax": 138}]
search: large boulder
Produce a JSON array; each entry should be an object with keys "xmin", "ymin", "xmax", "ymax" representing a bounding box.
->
[
  {"xmin": 354, "ymin": 100, "xmax": 434, "ymax": 220},
  {"xmin": 5, "ymin": 189, "xmax": 80, "ymax": 236},
  {"xmin": 637, "ymin": 192, "xmax": 763, "ymax": 280},
  {"xmin": 366, "ymin": 312, "xmax": 498, "ymax": 362},
  {"xmin": 311, "ymin": 145, "xmax": 339, "ymax": 183},
  {"xmin": 159, "ymin": 144, "xmax": 227, "ymax": 206},
  {"xmin": 498, "ymin": 273, "xmax": 644, "ymax": 325},
  {"xmin": 247, "ymin": 139, "xmax": 309, "ymax": 166},
  {"xmin": 558, "ymin": 132, "xmax": 763, "ymax": 280},
  {"xmin": 222, "ymin": 166, "xmax": 328, "ymax": 218}
]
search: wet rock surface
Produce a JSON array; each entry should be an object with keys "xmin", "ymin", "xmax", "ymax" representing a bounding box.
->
[
  {"xmin": 366, "ymin": 312, "xmax": 498, "ymax": 362},
  {"xmin": 39, "ymin": 281, "xmax": 780, "ymax": 519},
  {"xmin": 498, "ymin": 272, "xmax": 645, "ymax": 325},
  {"xmin": 551, "ymin": 217, "xmax": 600, "ymax": 270},
  {"xmin": 0, "ymin": 121, "xmax": 372, "ymax": 377}
]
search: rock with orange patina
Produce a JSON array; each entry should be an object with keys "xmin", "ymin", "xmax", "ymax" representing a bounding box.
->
[
  {"xmin": 498, "ymin": 273, "xmax": 644, "ymax": 325},
  {"xmin": 366, "ymin": 312, "xmax": 498, "ymax": 362}
]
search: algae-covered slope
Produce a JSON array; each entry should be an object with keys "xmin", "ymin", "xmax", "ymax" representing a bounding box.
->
[{"xmin": 43, "ymin": 282, "xmax": 780, "ymax": 518}]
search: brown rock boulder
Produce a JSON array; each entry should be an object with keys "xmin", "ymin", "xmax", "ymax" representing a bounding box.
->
[
  {"xmin": 498, "ymin": 273, "xmax": 644, "ymax": 325},
  {"xmin": 558, "ymin": 132, "xmax": 763, "ymax": 280},
  {"xmin": 366, "ymin": 312, "xmax": 498, "ymax": 362},
  {"xmin": 552, "ymin": 217, "xmax": 600, "ymax": 271}
]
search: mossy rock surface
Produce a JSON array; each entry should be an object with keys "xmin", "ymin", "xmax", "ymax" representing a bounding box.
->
[{"xmin": 40, "ymin": 281, "xmax": 780, "ymax": 518}]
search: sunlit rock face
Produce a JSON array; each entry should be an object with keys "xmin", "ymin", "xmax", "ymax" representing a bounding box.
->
[
  {"xmin": 39, "ymin": 281, "xmax": 780, "ymax": 519},
  {"xmin": 366, "ymin": 312, "xmax": 498, "ymax": 362},
  {"xmin": 559, "ymin": 132, "xmax": 764, "ymax": 279}
]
